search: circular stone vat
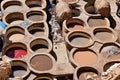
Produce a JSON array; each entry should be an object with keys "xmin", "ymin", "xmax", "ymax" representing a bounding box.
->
[
  {"xmin": 74, "ymin": 67, "xmax": 99, "ymax": 80},
  {"xmin": 5, "ymin": 26, "xmax": 25, "ymax": 42},
  {"xmin": 65, "ymin": 18, "xmax": 84, "ymax": 32},
  {"xmin": 103, "ymin": 61, "xmax": 120, "ymax": 72},
  {"xmin": 27, "ymin": 23, "xmax": 48, "ymax": 37},
  {"xmin": 29, "ymin": 54, "xmax": 53, "ymax": 72},
  {"xmin": 73, "ymin": 49, "xmax": 97, "ymax": 65},
  {"xmin": 27, "ymin": 10, "xmax": 45, "ymax": 21},
  {"xmin": 88, "ymin": 16, "xmax": 108, "ymax": 27},
  {"xmin": 10, "ymin": 60, "xmax": 29, "ymax": 78},
  {"xmin": 5, "ymin": 12, "xmax": 24, "ymax": 25},
  {"xmin": 2, "ymin": 1, "xmax": 22, "ymax": 12},
  {"xmin": 94, "ymin": 28, "xmax": 115, "ymax": 42},
  {"xmin": 25, "ymin": 0, "xmax": 46, "ymax": 9},
  {"xmin": 66, "ymin": 31, "xmax": 93, "ymax": 48},
  {"xmin": 4, "ymin": 43, "xmax": 27, "ymax": 59},
  {"xmin": 100, "ymin": 43, "xmax": 120, "ymax": 59},
  {"xmin": 30, "ymin": 37, "xmax": 52, "ymax": 53}
]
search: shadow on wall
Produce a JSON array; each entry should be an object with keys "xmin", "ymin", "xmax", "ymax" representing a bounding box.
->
[{"xmin": 108, "ymin": 15, "xmax": 116, "ymax": 29}]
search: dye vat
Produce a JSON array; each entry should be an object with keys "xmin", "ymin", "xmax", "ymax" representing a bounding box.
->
[
  {"xmin": 27, "ymin": 10, "xmax": 45, "ymax": 21},
  {"xmin": 27, "ymin": 22, "xmax": 48, "ymax": 37},
  {"xmin": 73, "ymin": 50, "xmax": 97, "ymax": 65},
  {"xmin": 5, "ymin": 26, "xmax": 25, "ymax": 42},
  {"xmin": 102, "ymin": 62, "xmax": 120, "ymax": 80},
  {"xmin": 5, "ymin": 12, "xmax": 24, "ymax": 25},
  {"xmin": 25, "ymin": 0, "xmax": 46, "ymax": 9},
  {"xmin": 30, "ymin": 37, "xmax": 52, "ymax": 53},
  {"xmin": 2, "ymin": 1, "xmax": 23, "ymax": 12},
  {"xmin": 4, "ymin": 43, "xmax": 27, "ymax": 59},
  {"xmin": 100, "ymin": 43, "xmax": 120, "ymax": 59},
  {"xmin": 65, "ymin": 18, "xmax": 84, "ymax": 31},
  {"xmin": 94, "ymin": 28, "xmax": 115, "ymax": 42},
  {"xmin": 66, "ymin": 31, "xmax": 93, "ymax": 48},
  {"xmin": 74, "ymin": 67, "xmax": 99, "ymax": 80},
  {"xmin": 88, "ymin": 17, "xmax": 108, "ymax": 27},
  {"xmin": 30, "ymin": 54, "xmax": 53, "ymax": 71},
  {"xmin": 10, "ymin": 60, "xmax": 29, "ymax": 78}
]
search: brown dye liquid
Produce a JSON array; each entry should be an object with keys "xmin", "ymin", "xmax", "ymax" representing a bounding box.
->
[
  {"xmin": 68, "ymin": 24, "xmax": 84, "ymax": 31},
  {"xmin": 74, "ymin": 51, "xmax": 97, "ymax": 65},
  {"xmin": 28, "ymin": 15, "xmax": 44, "ymax": 21},
  {"xmin": 10, "ymin": 65, "xmax": 26, "ymax": 77},
  {"xmin": 79, "ymin": 72, "xmax": 99, "ymax": 80},
  {"xmin": 63, "ymin": 0, "xmax": 76, "ymax": 2},
  {"xmin": 95, "ymin": 31, "xmax": 114, "ymax": 42},
  {"xmin": 88, "ymin": 18, "xmax": 106, "ymax": 27},
  {"xmin": 5, "ymin": 6, "xmax": 22, "ymax": 12},
  {"xmin": 70, "ymin": 36, "xmax": 91, "ymax": 47},
  {"xmin": 9, "ymin": 34, "xmax": 24, "ymax": 41},
  {"xmin": 30, "ymin": 55, "xmax": 53, "ymax": 71}
]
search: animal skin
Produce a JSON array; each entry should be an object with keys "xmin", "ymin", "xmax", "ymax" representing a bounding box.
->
[
  {"xmin": 94, "ymin": 0, "xmax": 111, "ymax": 17},
  {"xmin": 0, "ymin": 61, "xmax": 11, "ymax": 80},
  {"xmin": 55, "ymin": 0, "xmax": 72, "ymax": 23}
]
